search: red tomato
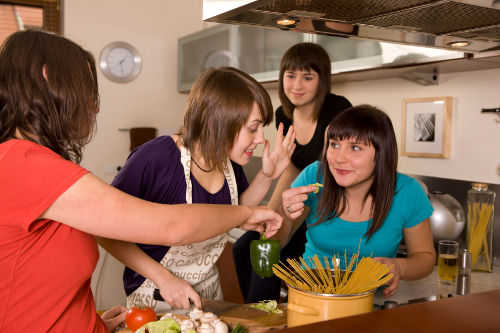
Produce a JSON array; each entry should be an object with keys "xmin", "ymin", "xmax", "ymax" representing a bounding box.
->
[{"xmin": 125, "ymin": 307, "xmax": 157, "ymax": 331}]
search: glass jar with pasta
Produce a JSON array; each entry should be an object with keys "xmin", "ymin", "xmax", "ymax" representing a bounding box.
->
[{"xmin": 466, "ymin": 183, "xmax": 496, "ymax": 272}]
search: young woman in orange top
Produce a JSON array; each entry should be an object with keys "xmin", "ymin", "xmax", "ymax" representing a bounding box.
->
[{"xmin": 0, "ymin": 30, "xmax": 282, "ymax": 333}]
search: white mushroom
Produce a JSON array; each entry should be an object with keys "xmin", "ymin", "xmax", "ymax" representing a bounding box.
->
[
  {"xmin": 198, "ymin": 322, "xmax": 215, "ymax": 333},
  {"xmin": 200, "ymin": 312, "xmax": 218, "ymax": 324},
  {"xmin": 189, "ymin": 308, "xmax": 204, "ymax": 321},
  {"xmin": 180, "ymin": 319, "xmax": 196, "ymax": 332},
  {"xmin": 211, "ymin": 319, "xmax": 228, "ymax": 333}
]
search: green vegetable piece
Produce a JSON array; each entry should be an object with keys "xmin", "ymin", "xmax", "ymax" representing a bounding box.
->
[
  {"xmin": 136, "ymin": 318, "xmax": 181, "ymax": 333},
  {"xmin": 250, "ymin": 235, "xmax": 281, "ymax": 278},
  {"xmin": 250, "ymin": 300, "xmax": 283, "ymax": 314},
  {"xmin": 231, "ymin": 323, "xmax": 248, "ymax": 333},
  {"xmin": 311, "ymin": 182, "xmax": 323, "ymax": 193}
]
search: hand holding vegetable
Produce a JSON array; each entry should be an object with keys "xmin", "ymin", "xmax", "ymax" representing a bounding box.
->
[
  {"xmin": 281, "ymin": 185, "xmax": 317, "ymax": 219},
  {"xmin": 250, "ymin": 234, "xmax": 281, "ymax": 278},
  {"xmin": 241, "ymin": 206, "xmax": 282, "ymax": 239}
]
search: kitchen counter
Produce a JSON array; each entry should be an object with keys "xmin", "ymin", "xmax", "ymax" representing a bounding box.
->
[
  {"xmin": 376, "ymin": 263, "xmax": 500, "ymax": 305},
  {"xmin": 276, "ymin": 289, "xmax": 500, "ymax": 333},
  {"xmin": 117, "ymin": 264, "xmax": 500, "ymax": 332},
  {"xmin": 273, "ymin": 264, "xmax": 500, "ymax": 332}
]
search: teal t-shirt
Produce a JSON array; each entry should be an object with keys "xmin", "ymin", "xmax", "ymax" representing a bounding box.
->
[{"xmin": 291, "ymin": 161, "xmax": 433, "ymax": 269}]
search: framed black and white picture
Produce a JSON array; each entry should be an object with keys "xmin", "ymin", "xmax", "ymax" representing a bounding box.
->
[{"xmin": 401, "ymin": 96, "xmax": 452, "ymax": 158}]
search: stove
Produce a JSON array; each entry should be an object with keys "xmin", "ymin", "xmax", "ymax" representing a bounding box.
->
[{"xmin": 374, "ymin": 294, "xmax": 454, "ymax": 310}]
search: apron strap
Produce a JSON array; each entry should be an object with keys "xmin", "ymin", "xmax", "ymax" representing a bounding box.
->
[{"xmin": 180, "ymin": 145, "xmax": 238, "ymax": 205}]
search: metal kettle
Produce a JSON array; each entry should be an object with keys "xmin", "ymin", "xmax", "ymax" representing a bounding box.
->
[{"xmin": 429, "ymin": 191, "xmax": 465, "ymax": 241}]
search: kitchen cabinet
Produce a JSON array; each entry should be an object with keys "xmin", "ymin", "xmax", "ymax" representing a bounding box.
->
[{"xmin": 178, "ymin": 24, "xmax": 465, "ymax": 92}]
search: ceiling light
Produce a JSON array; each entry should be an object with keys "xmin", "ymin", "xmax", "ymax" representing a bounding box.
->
[
  {"xmin": 447, "ymin": 40, "xmax": 471, "ymax": 48},
  {"xmin": 276, "ymin": 16, "xmax": 297, "ymax": 27}
]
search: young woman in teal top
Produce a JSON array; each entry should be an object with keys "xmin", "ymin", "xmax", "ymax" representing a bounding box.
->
[{"xmin": 281, "ymin": 104, "xmax": 435, "ymax": 297}]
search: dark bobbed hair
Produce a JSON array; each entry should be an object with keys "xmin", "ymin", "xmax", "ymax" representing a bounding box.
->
[
  {"xmin": 180, "ymin": 67, "xmax": 273, "ymax": 172},
  {"xmin": 315, "ymin": 104, "xmax": 398, "ymax": 239},
  {"xmin": 278, "ymin": 42, "xmax": 331, "ymax": 120},
  {"xmin": 0, "ymin": 30, "xmax": 99, "ymax": 163}
]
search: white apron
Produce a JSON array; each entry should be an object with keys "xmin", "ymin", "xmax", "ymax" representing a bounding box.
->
[{"xmin": 126, "ymin": 145, "xmax": 238, "ymax": 312}]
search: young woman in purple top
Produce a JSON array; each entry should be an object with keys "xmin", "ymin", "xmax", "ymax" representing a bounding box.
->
[{"xmin": 99, "ymin": 67, "xmax": 295, "ymax": 312}]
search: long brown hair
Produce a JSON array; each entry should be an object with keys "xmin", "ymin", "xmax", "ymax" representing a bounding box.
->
[
  {"xmin": 315, "ymin": 105, "xmax": 398, "ymax": 239},
  {"xmin": 278, "ymin": 42, "xmax": 331, "ymax": 120},
  {"xmin": 180, "ymin": 67, "xmax": 273, "ymax": 171},
  {"xmin": 0, "ymin": 30, "xmax": 99, "ymax": 163}
]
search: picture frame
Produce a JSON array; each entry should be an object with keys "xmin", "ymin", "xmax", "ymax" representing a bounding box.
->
[{"xmin": 401, "ymin": 96, "xmax": 452, "ymax": 158}]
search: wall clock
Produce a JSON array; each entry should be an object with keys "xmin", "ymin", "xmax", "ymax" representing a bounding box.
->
[{"xmin": 99, "ymin": 41, "xmax": 142, "ymax": 83}]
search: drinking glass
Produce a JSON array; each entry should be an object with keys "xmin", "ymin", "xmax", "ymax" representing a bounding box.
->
[{"xmin": 437, "ymin": 240, "xmax": 459, "ymax": 284}]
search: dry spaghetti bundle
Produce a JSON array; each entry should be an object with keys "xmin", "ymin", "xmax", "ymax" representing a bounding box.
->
[
  {"xmin": 272, "ymin": 253, "xmax": 393, "ymax": 295},
  {"xmin": 467, "ymin": 202, "xmax": 494, "ymax": 271}
]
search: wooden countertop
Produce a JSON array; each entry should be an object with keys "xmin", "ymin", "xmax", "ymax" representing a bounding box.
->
[{"xmin": 275, "ymin": 289, "xmax": 500, "ymax": 333}]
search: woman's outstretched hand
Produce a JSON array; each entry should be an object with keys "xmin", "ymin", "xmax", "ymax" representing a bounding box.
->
[
  {"xmin": 281, "ymin": 185, "xmax": 316, "ymax": 219},
  {"xmin": 241, "ymin": 206, "xmax": 283, "ymax": 238},
  {"xmin": 261, "ymin": 123, "xmax": 296, "ymax": 180}
]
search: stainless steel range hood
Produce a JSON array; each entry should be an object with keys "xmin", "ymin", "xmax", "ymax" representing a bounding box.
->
[{"xmin": 203, "ymin": 0, "xmax": 500, "ymax": 53}]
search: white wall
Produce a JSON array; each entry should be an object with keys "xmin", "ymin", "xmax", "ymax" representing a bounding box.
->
[
  {"xmin": 336, "ymin": 69, "xmax": 500, "ymax": 184},
  {"xmin": 64, "ymin": 0, "xmax": 208, "ymax": 310},
  {"xmin": 66, "ymin": 1, "xmax": 500, "ymax": 186},
  {"xmin": 65, "ymin": 0, "xmax": 205, "ymax": 183},
  {"xmin": 264, "ymin": 69, "xmax": 500, "ymax": 185}
]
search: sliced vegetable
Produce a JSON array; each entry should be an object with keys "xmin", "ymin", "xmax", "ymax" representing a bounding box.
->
[
  {"xmin": 135, "ymin": 318, "xmax": 181, "ymax": 333},
  {"xmin": 250, "ymin": 235, "xmax": 280, "ymax": 278},
  {"xmin": 249, "ymin": 300, "xmax": 283, "ymax": 314}
]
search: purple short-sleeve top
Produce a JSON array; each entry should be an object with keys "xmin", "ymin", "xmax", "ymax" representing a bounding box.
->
[{"xmin": 111, "ymin": 136, "xmax": 249, "ymax": 295}]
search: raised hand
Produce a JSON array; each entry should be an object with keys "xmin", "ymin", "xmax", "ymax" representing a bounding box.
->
[{"xmin": 261, "ymin": 123, "xmax": 296, "ymax": 180}]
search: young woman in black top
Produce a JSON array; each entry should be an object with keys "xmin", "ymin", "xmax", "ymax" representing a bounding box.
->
[{"xmin": 233, "ymin": 42, "xmax": 352, "ymax": 302}]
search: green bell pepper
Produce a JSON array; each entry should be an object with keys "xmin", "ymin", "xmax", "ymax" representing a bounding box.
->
[{"xmin": 250, "ymin": 234, "xmax": 281, "ymax": 278}]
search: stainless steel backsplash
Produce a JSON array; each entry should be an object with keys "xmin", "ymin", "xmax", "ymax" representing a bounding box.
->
[{"xmin": 411, "ymin": 174, "xmax": 499, "ymax": 263}]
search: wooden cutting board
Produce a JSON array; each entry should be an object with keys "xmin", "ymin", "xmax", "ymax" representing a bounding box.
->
[
  {"xmin": 219, "ymin": 303, "xmax": 287, "ymax": 333},
  {"xmin": 115, "ymin": 301, "xmax": 288, "ymax": 333}
]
